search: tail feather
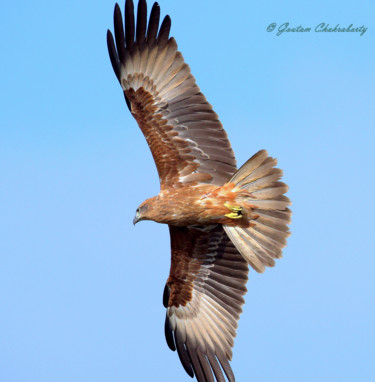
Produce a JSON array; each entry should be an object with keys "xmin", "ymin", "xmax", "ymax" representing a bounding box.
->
[
  {"xmin": 230, "ymin": 150, "xmax": 269, "ymax": 184},
  {"xmin": 223, "ymin": 150, "xmax": 291, "ymax": 273},
  {"xmin": 242, "ymin": 168, "xmax": 283, "ymax": 191},
  {"xmin": 251, "ymin": 184, "xmax": 289, "ymax": 199}
]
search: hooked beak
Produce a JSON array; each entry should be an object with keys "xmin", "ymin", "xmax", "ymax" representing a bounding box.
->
[{"xmin": 133, "ymin": 216, "xmax": 139, "ymax": 226}]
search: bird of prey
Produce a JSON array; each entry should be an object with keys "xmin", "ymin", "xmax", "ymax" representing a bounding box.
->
[{"xmin": 107, "ymin": 1, "xmax": 291, "ymax": 381}]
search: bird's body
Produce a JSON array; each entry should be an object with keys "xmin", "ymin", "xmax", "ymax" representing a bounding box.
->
[
  {"xmin": 136, "ymin": 183, "xmax": 256, "ymax": 227},
  {"xmin": 107, "ymin": 1, "xmax": 291, "ymax": 381}
]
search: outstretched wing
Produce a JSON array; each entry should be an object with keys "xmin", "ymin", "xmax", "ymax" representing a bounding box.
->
[
  {"xmin": 164, "ymin": 225, "xmax": 249, "ymax": 382},
  {"xmin": 107, "ymin": 0, "xmax": 236, "ymax": 189}
]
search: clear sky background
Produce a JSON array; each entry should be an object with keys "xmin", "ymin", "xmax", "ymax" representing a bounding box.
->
[{"xmin": 1, "ymin": 0, "xmax": 374, "ymax": 381}]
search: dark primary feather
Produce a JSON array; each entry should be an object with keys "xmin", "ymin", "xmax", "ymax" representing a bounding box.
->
[
  {"xmin": 106, "ymin": 30, "xmax": 120, "ymax": 80},
  {"xmin": 175, "ymin": 331, "xmax": 194, "ymax": 378},
  {"xmin": 164, "ymin": 313, "xmax": 176, "ymax": 351},
  {"xmin": 157, "ymin": 15, "xmax": 171, "ymax": 46},
  {"xmin": 136, "ymin": 0, "xmax": 147, "ymax": 43},
  {"xmin": 125, "ymin": 0, "xmax": 135, "ymax": 49},
  {"xmin": 147, "ymin": 2, "xmax": 160, "ymax": 43},
  {"xmin": 162, "ymin": 283, "xmax": 170, "ymax": 308},
  {"xmin": 114, "ymin": 4, "xmax": 126, "ymax": 63}
]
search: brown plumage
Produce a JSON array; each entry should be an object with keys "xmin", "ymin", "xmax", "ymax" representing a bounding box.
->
[
  {"xmin": 107, "ymin": 1, "xmax": 291, "ymax": 381},
  {"xmin": 136, "ymin": 183, "xmax": 258, "ymax": 227}
]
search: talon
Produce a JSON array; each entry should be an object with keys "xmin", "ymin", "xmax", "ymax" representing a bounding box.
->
[
  {"xmin": 225, "ymin": 212, "xmax": 243, "ymax": 219},
  {"xmin": 224, "ymin": 202, "xmax": 243, "ymax": 219}
]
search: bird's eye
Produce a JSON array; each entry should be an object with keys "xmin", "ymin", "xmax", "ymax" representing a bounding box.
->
[{"xmin": 136, "ymin": 208, "xmax": 140, "ymax": 215}]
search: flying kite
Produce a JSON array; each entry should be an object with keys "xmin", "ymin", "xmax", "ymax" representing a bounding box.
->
[{"xmin": 107, "ymin": 1, "xmax": 291, "ymax": 381}]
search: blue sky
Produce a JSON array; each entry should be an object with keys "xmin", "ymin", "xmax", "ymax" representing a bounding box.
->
[{"xmin": 1, "ymin": 0, "xmax": 374, "ymax": 381}]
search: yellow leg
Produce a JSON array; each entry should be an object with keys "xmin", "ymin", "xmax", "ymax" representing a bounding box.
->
[{"xmin": 224, "ymin": 202, "xmax": 243, "ymax": 219}]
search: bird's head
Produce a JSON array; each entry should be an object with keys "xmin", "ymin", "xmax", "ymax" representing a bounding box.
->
[{"xmin": 133, "ymin": 200, "xmax": 150, "ymax": 225}]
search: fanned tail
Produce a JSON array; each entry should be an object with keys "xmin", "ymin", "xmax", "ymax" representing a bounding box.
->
[{"xmin": 223, "ymin": 150, "xmax": 291, "ymax": 273}]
